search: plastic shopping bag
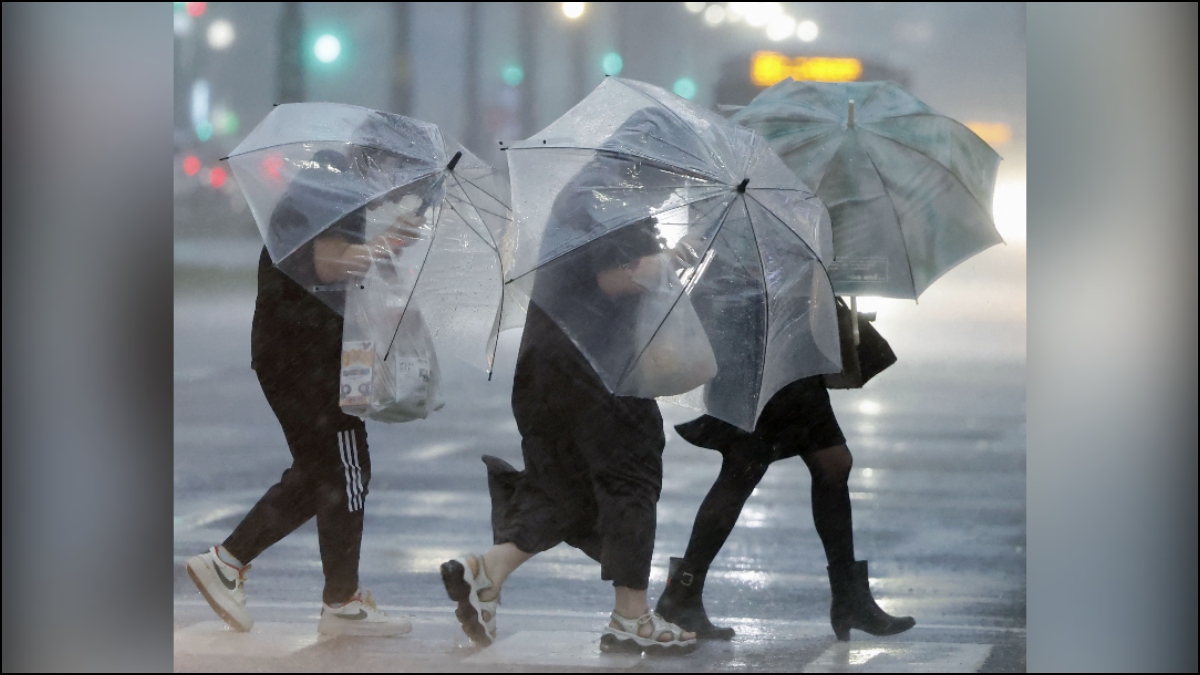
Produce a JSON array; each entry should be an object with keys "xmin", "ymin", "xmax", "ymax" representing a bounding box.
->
[
  {"xmin": 625, "ymin": 254, "xmax": 718, "ymax": 398},
  {"xmin": 340, "ymin": 261, "xmax": 444, "ymax": 423}
]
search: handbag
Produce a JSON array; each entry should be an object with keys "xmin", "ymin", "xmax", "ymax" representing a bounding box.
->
[
  {"xmin": 822, "ymin": 296, "xmax": 897, "ymax": 390},
  {"xmin": 625, "ymin": 254, "xmax": 719, "ymax": 398}
]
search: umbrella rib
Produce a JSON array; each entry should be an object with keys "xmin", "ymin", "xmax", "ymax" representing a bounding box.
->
[
  {"xmin": 445, "ymin": 170, "xmax": 512, "ymax": 219},
  {"xmin": 226, "ymin": 140, "xmax": 436, "ymax": 166},
  {"xmin": 442, "ymin": 196, "xmax": 499, "ymax": 253},
  {"xmin": 445, "ymin": 172, "xmax": 501, "ymax": 253},
  {"xmin": 851, "ymin": 140, "xmax": 919, "ymax": 297},
  {"xmin": 740, "ymin": 195, "xmax": 771, "ymax": 405},
  {"xmin": 517, "ymin": 146, "xmax": 724, "ymax": 184},
  {"xmin": 382, "ymin": 197, "xmax": 445, "ymax": 362},
  {"xmin": 614, "ymin": 196, "xmax": 742, "ymax": 392},
  {"xmin": 759, "ymin": 125, "xmax": 842, "ymax": 151},
  {"xmin": 857, "ymin": 126, "xmax": 999, "ymax": 219},
  {"xmin": 618, "ymin": 81, "xmax": 728, "ymax": 170},
  {"xmin": 743, "ymin": 191, "xmax": 824, "ymax": 262},
  {"xmin": 504, "ymin": 192, "xmax": 733, "ymax": 286},
  {"xmin": 269, "ymin": 172, "xmax": 444, "ymax": 264},
  {"xmin": 444, "ymin": 170, "xmax": 509, "ymax": 377}
]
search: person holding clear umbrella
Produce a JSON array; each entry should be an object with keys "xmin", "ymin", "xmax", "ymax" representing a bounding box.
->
[
  {"xmin": 184, "ymin": 148, "xmax": 420, "ymax": 637},
  {"xmin": 653, "ymin": 297, "xmax": 916, "ymax": 642},
  {"xmin": 439, "ymin": 109, "xmax": 700, "ymax": 654}
]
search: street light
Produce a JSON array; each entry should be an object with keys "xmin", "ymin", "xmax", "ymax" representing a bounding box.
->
[
  {"xmin": 766, "ymin": 15, "xmax": 796, "ymax": 42},
  {"xmin": 796, "ymin": 20, "xmax": 819, "ymax": 42},
  {"xmin": 703, "ymin": 5, "xmax": 726, "ymax": 26},
  {"xmin": 314, "ymin": 34, "xmax": 341, "ymax": 64},
  {"xmin": 207, "ymin": 19, "xmax": 235, "ymax": 50},
  {"xmin": 561, "ymin": 3, "xmax": 585, "ymax": 20}
]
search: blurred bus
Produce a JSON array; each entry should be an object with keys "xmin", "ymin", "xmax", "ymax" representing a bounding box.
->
[{"xmin": 714, "ymin": 51, "xmax": 912, "ymax": 108}]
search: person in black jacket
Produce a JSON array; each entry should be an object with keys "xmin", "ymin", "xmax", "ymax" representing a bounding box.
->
[
  {"xmin": 185, "ymin": 148, "xmax": 418, "ymax": 637},
  {"xmin": 439, "ymin": 109, "xmax": 699, "ymax": 654}
]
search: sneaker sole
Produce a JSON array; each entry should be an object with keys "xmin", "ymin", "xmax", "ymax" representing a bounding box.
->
[
  {"xmin": 186, "ymin": 558, "xmax": 252, "ymax": 633},
  {"xmin": 439, "ymin": 560, "xmax": 492, "ymax": 646},
  {"xmin": 599, "ymin": 632, "xmax": 699, "ymax": 655}
]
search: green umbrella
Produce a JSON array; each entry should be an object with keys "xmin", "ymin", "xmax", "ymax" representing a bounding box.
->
[{"xmin": 732, "ymin": 79, "xmax": 1003, "ymax": 311}]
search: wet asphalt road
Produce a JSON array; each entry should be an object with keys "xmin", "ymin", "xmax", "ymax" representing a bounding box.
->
[{"xmin": 173, "ymin": 240, "xmax": 1025, "ymax": 672}]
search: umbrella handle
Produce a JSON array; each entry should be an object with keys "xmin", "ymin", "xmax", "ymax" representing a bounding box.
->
[{"xmin": 850, "ymin": 295, "xmax": 860, "ymax": 346}]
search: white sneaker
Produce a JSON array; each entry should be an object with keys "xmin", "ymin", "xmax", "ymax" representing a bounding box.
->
[
  {"xmin": 186, "ymin": 546, "xmax": 253, "ymax": 632},
  {"xmin": 317, "ymin": 587, "xmax": 412, "ymax": 637}
]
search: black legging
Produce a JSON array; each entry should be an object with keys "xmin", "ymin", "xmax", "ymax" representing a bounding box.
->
[{"xmin": 683, "ymin": 441, "xmax": 855, "ymax": 570}]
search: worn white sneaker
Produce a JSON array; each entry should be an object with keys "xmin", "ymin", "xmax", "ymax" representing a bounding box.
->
[
  {"xmin": 186, "ymin": 546, "xmax": 253, "ymax": 632},
  {"xmin": 317, "ymin": 587, "xmax": 412, "ymax": 637}
]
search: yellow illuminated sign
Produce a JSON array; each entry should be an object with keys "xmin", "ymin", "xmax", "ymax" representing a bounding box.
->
[
  {"xmin": 751, "ymin": 52, "xmax": 863, "ymax": 87},
  {"xmin": 965, "ymin": 122, "xmax": 1013, "ymax": 148}
]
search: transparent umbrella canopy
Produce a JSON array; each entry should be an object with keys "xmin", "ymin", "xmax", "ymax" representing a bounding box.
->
[
  {"xmin": 226, "ymin": 102, "xmax": 514, "ymax": 375},
  {"xmin": 505, "ymin": 77, "xmax": 841, "ymax": 432}
]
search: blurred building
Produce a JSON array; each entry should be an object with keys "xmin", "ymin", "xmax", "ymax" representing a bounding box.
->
[{"xmin": 174, "ymin": 3, "xmax": 1024, "ymax": 238}]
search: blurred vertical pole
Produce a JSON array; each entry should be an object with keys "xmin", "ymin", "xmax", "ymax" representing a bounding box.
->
[
  {"xmin": 390, "ymin": 2, "xmax": 412, "ymax": 115},
  {"xmin": 570, "ymin": 11, "xmax": 587, "ymax": 106},
  {"xmin": 464, "ymin": 2, "xmax": 482, "ymax": 152},
  {"xmin": 276, "ymin": 2, "xmax": 305, "ymax": 104},
  {"xmin": 173, "ymin": 18, "xmax": 189, "ymax": 133},
  {"xmin": 517, "ymin": 2, "xmax": 538, "ymax": 136}
]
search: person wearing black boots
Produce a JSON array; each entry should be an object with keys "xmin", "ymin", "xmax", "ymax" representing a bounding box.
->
[{"xmin": 655, "ymin": 301, "xmax": 915, "ymax": 642}]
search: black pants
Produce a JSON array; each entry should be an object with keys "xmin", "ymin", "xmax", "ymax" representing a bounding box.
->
[
  {"xmin": 493, "ymin": 305, "xmax": 666, "ymax": 590},
  {"xmin": 223, "ymin": 363, "xmax": 370, "ymax": 605}
]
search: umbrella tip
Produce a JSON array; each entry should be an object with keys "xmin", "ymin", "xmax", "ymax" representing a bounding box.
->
[
  {"xmin": 218, "ymin": 156, "xmax": 229, "ymax": 162},
  {"xmin": 447, "ymin": 151, "xmax": 462, "ymax": 171},
  {"xmin": 737, "ymin": 178, "xmax": 749, "ymax": 193}
]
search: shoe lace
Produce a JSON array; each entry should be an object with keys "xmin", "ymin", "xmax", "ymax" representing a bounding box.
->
[
  {"xmin": 235, "ymin": 563, "xmax": 251, "ymax": 590},
  {"xmin": 358, "ymin": 588, "xmax": 378, "ymax": 611}
]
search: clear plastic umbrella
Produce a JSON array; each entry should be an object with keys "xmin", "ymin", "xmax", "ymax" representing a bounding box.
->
[
  {"xmin": 505, "ymin": 77, "xmax": 841, "ymax": 432},
  {"xmin": 226, "ymin": 102, "xmax": 514, "ymax": 376},
  {"xmin": 731, "ymin": 79, "xmax": 1004, "ymax": 302}
]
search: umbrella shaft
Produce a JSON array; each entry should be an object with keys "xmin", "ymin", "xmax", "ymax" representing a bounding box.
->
[{"xmin": 850, "ymin": 295, "xmax": 860, "ymax": 346}]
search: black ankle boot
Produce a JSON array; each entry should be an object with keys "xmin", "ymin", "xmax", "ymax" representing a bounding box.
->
[
  {"xmin": 654, "ymin": 557, "xmax": 736, "ymax": 640},
  {"xmin": 827, "ymin": 560, "xmax": 916, "ymax": 641}
]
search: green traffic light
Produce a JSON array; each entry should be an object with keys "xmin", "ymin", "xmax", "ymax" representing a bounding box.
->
[
  {"xmin": 314, "ymin": 34, "xmax": 341, "ymax": 63},
  {"xmin": 601, "ymin": 52, "xmax": 623, "ymax": 76},
  {"xmin": 195, "ymin": 121, "xmax": 214, "ymax": 142},
  {"xmin": 502, "ymin": 65, "xmax": 524, "ymax": 86},
  {"xmin": 673, "ymin": 77, "xmax": 697, "ymax": 100},
  {"xmin": 215, "ymin": 110, "xmax": 240, "ymax": 136}
]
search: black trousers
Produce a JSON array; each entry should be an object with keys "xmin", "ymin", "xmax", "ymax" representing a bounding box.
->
[
  {"xmin": 492, "ymin": 305, "xmax": 666, "ymax": 590},
  {"xmin": 223, "ymin": 362, "xmax": 370, "ymax": 606}
]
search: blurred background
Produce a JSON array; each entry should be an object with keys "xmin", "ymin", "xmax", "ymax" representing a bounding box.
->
[{"xmin": 173, "ymin": 2, "xmax": 1026, "ymax": 242}]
